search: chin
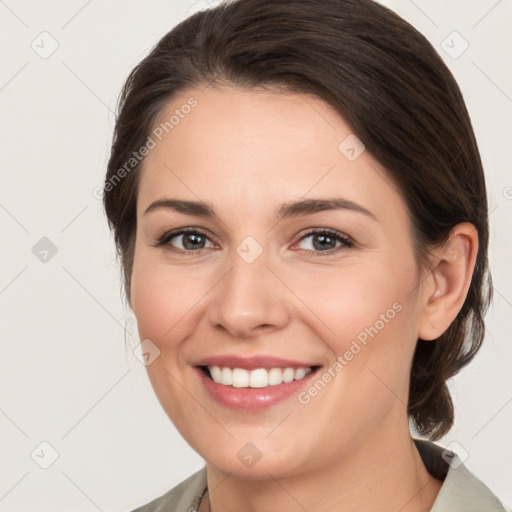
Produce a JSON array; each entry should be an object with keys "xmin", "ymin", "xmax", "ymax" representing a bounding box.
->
[{"xmin": 198, "ymin": 437, "xmax": 314, "ymax": 480}]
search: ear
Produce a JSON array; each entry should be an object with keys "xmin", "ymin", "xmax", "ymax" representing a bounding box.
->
[{"xmin": 418, "ymin": 223, "xmax": 479, "ymax": 341}]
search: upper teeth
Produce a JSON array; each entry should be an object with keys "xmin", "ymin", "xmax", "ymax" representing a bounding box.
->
[{"xmin": 207, "ymin": 366, "xmax": 312, "ymax": 388}]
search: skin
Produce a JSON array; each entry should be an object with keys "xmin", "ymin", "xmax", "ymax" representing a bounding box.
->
[{"xmin": 130, "ymin": 85, "xmax": 478, "ymax": 512}]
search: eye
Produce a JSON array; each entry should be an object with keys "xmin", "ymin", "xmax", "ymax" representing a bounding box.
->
[
  {"xmin": 294, "ymin": 228, "xmax": 353, "ymax": 255},
  {"xmin": 153, "ymin": 228, "xmax": 215, "ymax": 253},
  {"xmin": 152, "ymin": 227, "xmax": 353, "ymax": 256}
]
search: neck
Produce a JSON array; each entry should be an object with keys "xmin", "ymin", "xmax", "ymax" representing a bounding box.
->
[{"xmin": 202, "ymin": 420, "xmax": 442, "ymax": 512}]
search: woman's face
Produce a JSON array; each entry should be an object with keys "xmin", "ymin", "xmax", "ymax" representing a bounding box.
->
[{"xmin": 131, "ymin": 85, "xmax": 427, "ymax": 478}]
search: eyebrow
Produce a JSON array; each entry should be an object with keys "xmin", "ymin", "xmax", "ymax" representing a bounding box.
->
[{"xmin": 143, "ymin": 197, "xmax": 378, "ymax": 221}]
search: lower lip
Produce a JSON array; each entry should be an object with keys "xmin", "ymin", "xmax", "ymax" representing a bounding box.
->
[{"xmin": 196, "ymin": 367, "xmax": 319, "ymax": 411}]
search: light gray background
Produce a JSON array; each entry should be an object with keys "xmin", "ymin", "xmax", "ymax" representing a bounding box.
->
[{"xmin": 1, "ymin": 0, "xmax": 511, "ymax": 510}]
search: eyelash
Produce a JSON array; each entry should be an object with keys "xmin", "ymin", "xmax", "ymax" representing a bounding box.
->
[{"xmin": 152, "ymin": 227, "xmax": 354, "ymax": 256}]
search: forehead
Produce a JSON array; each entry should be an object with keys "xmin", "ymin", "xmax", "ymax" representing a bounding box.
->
[
  {"xmin": 146, "ymin": 85, "xmax": 346, "ymax": 170},
  {"xmin": 137, "ymin": 85, "xmax": 407, "ymax": 226}
]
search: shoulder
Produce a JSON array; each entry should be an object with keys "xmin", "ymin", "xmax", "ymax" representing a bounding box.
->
[
  {"xmin": 128, "ymin": 467, "xmax": 207, "ymax": 512},
  {"xmin": 414, "ymin": 439, "xmax": 509, "ymax": 512}
]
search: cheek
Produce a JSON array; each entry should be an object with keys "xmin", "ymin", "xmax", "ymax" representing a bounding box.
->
[
  {"xmin": 297, "ymin": 263, "xmax": 420, "ymax": 440},
  {"xmin": 131, "ymin": 266, "xmax": 169, "ymax": 341},
  {"xmin": 301, "ymin": 254, "xmax": 421, "ymax": 398},
  {"xmin": 129, "ymin": 256, "xmax": 209, "ymax": 433},
  {"xmin": 130, "ymin": 255, "xmax": 213, "ymax": 347},
  {"xmin": 288, "ymin": 257, "xmax": 418, "ymax": 350}
]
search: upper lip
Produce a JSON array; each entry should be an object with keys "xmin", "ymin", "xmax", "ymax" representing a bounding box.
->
[{"xmin": 193, "ymin": 355, "xmax": 318, "ymax": 370}]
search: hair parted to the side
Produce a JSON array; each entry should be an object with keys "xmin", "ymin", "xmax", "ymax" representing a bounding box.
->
[{"xmin": 103, "ymin": 0, "xmax": 492, "ymax": 440}]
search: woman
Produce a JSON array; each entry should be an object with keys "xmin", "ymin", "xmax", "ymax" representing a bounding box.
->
[{"xmin": 103, "ymin": 0, "xmax": 506, "ymax": 510}]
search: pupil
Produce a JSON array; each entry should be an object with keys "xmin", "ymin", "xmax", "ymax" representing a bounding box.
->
[
  {"xmin": 184, "ymin": 233, "xmax": 204, "ymax": 250},
  {"xmin": 314, "ymin": 234, "xmax": 335, "ymax": 251}
]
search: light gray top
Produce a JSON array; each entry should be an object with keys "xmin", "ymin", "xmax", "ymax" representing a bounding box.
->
[{"xmin": 130, "ymin": 439, "xmax": 508, "ymax": 511}]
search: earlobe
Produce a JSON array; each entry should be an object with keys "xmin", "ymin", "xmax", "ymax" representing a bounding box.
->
[{"xmin": 418, "ymin": 223, "xmax": 478, "ymax": 341}]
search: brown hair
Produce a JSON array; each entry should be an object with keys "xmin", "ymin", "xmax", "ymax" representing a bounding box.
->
[{"xmin": 103, "ymin": 0, "xmax": 492, "ymax": 440}]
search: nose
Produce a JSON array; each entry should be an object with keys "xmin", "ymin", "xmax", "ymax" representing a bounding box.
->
[{"xmin": 206, "ymin": 247, "xmax": 292, "ymax": 339}]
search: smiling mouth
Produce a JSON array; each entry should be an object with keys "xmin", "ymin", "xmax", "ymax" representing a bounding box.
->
[{"xmin": 199, "ymin": 365, "xmax": 319, "ymax": 388}]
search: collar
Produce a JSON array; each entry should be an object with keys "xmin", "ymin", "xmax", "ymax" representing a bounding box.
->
[
  {"xmin": 414, "ymin": 438, "xmax": 507, "ymax": 511},
  {"xmin": 171, "ymin": 439, "xmax": 507, "ymax": 511}
]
